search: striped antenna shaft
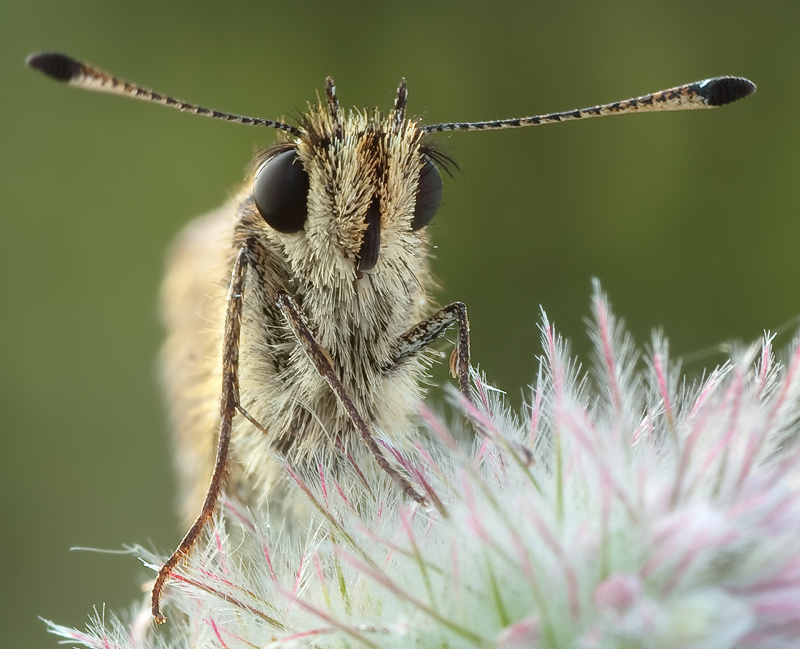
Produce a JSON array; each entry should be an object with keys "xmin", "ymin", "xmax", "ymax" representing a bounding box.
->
[
  {"xmin": 423, "ymin": 76, "xmax": 756, "ymax": 133},
  {"xmin": 27, "ymin": 52, "xmax": 303, "ymax": 136}
]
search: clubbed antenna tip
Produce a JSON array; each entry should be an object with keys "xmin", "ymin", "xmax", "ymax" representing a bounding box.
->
[
  {"xmin": 697, "ymin": 76, "xmax": 757, "ymax": 107},
  {"xmin": 26, "ymin": 52, "xmax": 83, "ymax": 83}
]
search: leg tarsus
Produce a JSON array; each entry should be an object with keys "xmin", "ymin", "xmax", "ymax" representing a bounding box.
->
[{"xmin": 393, "ymin": 301, "xmax": 473, "ymax": 405}]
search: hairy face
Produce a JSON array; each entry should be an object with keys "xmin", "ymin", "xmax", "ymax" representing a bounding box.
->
[{"xmin": 247, "ymin": 82, "xmax": 444, "ymax": 288}]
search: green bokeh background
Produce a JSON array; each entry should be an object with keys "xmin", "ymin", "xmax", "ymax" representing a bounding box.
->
[{"xmin": 2, "ymin": 1, "xmax": 795, "ymax": 646}]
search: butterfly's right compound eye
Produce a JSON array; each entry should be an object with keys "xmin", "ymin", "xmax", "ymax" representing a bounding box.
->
[
  {"xmin": 411, "ymin": 155, "xmax": 443, "ymax": 231},
  {"xmin": 253, "ymin": 149, "xmax": 310, "ymax": 234}
]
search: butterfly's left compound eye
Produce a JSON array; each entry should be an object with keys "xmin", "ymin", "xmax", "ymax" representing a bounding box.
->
[{"xmin": 253, "ymin": 149, "xmax": 309, "ymax": 234}]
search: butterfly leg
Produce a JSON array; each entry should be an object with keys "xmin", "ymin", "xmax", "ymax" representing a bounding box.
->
[
  {"xmin": 151, "ymin": 240, "xmax": 251, "ymax": 623},
  {"xmin": 391, "ymin": 301, "xmax": 473, "ymax": 404}
]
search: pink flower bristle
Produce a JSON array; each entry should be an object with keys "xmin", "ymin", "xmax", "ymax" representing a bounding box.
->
[
  {"xmin": 459, "ymin": 477, "xmax": 490, "ymax": 543},
  {"xmin": 292, "ymin": 555, "xmax": 306, "ymax": 596},
  {"xmin": 212, "ymin": 526, "xmax": 230, "ymax": 577},
  {"xmin": 374, "ymin": 436, "xmax": 413, "ymax": 472},
  {"xmin": 347, "ymin": 452, "xmax": 375, "ymax": 493},
  {"xmin": 261, "ymin": 540, "xmax": 276, "ymax": 582},
  {"xmin": 411, "ymin": 437, "xmax": 450, "ymax": 494},
  {"xmin": 474, "ymin": 371, "xmax": 493, "ymax": 416},
  {"xmin": 592, "ymin": 290, "xmax": 625, "ymax": 416},
  {"xmin": 317, "ymin": 461, "xmax": 329, "ymax": 505},
  {"xmin": 330, "ymin": 476, "xmax": 357, "ymax": 511},
  {"xmin": 417, "ymin": 404, "xmax": 457, "ymax": 450},
  {"xmin": 652, "ymin": 353, "xmax": 677, "ymax": 439},
  {"xmin": 283, "ymin": 462, "xmax": 309, "ymax": 495},
  {"xmin": 528, "ymin": 367, "xmax": 544, "ymax": 447},
  {"xmin": 207, "ymin": 617, "xmax": 232, "ymax": 649},
  {"xmin": 756, "ymin": 333, "xmax": 776, "ymax": 396}
]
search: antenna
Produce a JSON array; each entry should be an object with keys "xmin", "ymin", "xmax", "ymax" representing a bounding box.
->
[
  {"xmin": 26, "ymin": 52, "xmax": 302, "ymax": 136},
  {"xmin": 423, "ymin": 76, "xmax": 755, "ymax": 133}
]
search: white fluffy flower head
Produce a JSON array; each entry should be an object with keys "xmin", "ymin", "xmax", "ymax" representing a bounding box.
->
[{"xmin": 49, "ymin": 284, "xmax": 800, "ymax": 649}]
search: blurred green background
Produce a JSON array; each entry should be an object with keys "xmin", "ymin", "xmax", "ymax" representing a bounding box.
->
[{"xmin": 2, "ymin": 0, "xmax": 795, "ymax": 646}]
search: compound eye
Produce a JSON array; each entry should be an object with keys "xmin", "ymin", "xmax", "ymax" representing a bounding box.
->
[
  {"xmin": 253, "ymin": 149, "xmax": 309, "ymax": 233},
  {"xmin": 411, "ymin": 155, "xmax": 443, "ymax": 231}
]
